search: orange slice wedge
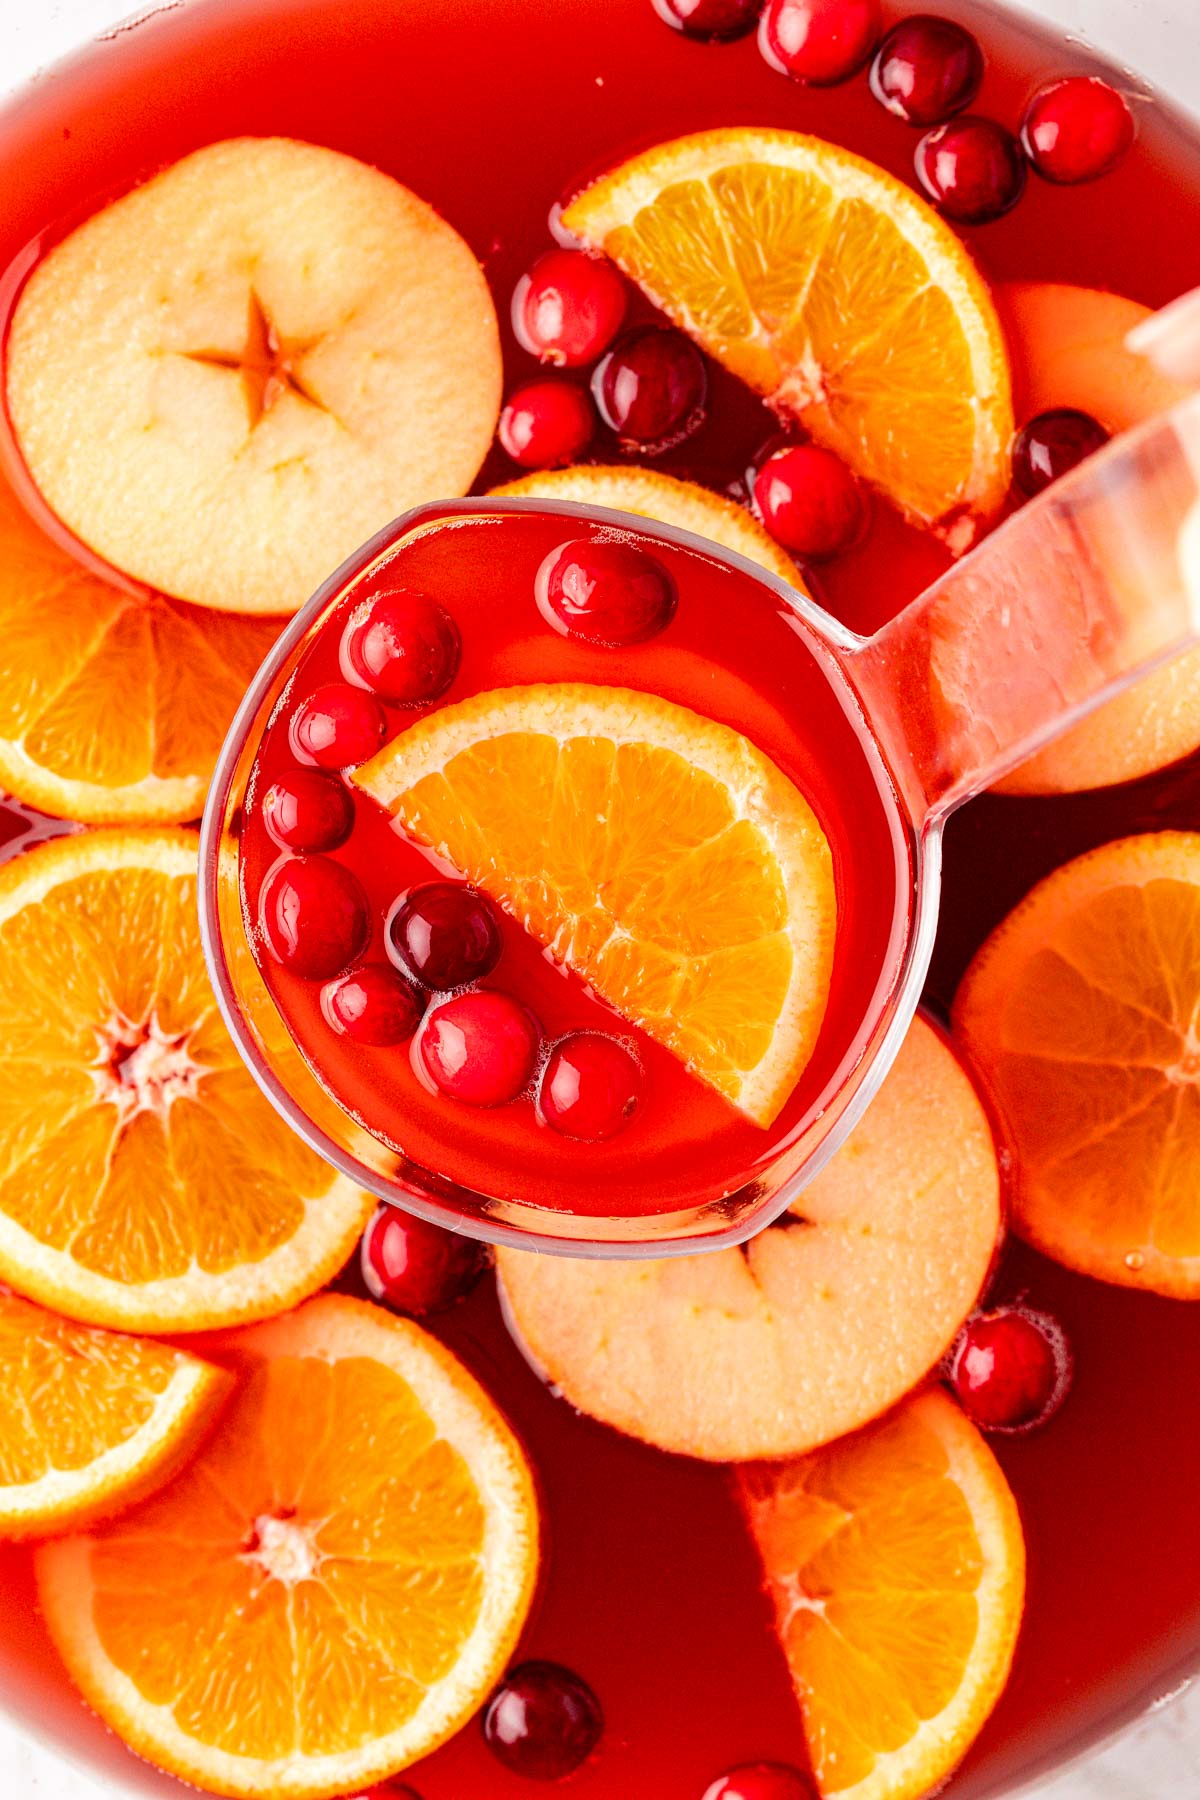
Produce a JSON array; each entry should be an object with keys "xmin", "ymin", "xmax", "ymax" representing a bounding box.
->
[
  {"xmin": 0, "ymin": 477, "xmax": 280, "ymax": 823},
  {"xmin": 563, "ymin": 129, "xmax": 1012, "ymax": 539},
  {"xmin": 0, "ymin": 827, "xmax": 372, "ymax": 1331},
  {"xmin": 354, "ymin": 683, "xmax": 836, "ymax": 1126},
  {"xmin": 738, "ymin": 1388, "xmax": 1025, "ymax": 1800},
  {"xmin": 954, "ymin": 831, "xmax": 1200, "ymax": 1295},
  {"xmin": 489, "ymin": 464, "xmax": 810, "ymax": 591},
  {"xmin": 36, "ymin": 1293, "xmax": 539, "ymax": 1800},
  {"xmin": 0, "ymin": 1289, "xmax": 229, "ymax": 1540}
]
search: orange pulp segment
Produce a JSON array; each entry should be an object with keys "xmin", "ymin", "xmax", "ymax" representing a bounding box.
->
[
  {"xmin": 738, "ymin": 1387, "xmax": 1025, "ymax": 1800},
  {"xmin": 563, "ymin": 128, "xmax": 1012, "ymax": 539},
  {"xmin": 954, "ymin": 830, "xmax": 1200, "ymax": 1294},
  {"xmin": 353, "ymin": 682, "xmax": 837, "ymax": 1126},
  {"xmin": 36, "ymin": 1294, "xmax": 539, "ymax": 1800}
]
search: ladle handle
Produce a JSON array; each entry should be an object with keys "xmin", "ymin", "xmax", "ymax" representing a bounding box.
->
[{"xmin": 849, "ymin": 300, "xmax": 1200, "ymax": 824}]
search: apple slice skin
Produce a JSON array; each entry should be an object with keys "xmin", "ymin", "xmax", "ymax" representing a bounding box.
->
[
  {"xmin": 498, "ymin": 1015, "xmax": 1003, "ymax": 1463},
  {"xmin": 995, "ymin": 281, "xmax": 1200, "ymax": 797},
  {"xmin": 6, "ymin": 137, "xmax": 502, "ymax": 617}
]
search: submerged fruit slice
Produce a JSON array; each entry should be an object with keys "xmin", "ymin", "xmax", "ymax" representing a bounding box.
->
[
  {"xmin": 7, "ymin": 137, "xmax": 501, "ymax": 616},
  {"xmin": 0, "ymin": 477, "xmax": 280, "ymax": 823},
  {"xmin": 563, "ymin": 128, "xmax": 1012, "ymax": 538},
  {"xmin": 992, "ymin": 282, "xmax": 1200, "ymax": 796},
  {"xmin": 738, "ymin": 1388, "xmax": 1025, "ymax": 1800},
  {"xmin": 0, "ymin": 828, "xmax": 372, "ymax": 1331},
  {"xmin": 489, "ymin": 464, "xmax": 809, "ymax": 591},
  {"xmin": 498, "ymin": 1016, "xmax": 1001, "ymax": 1459},
  {"xmin": 954, "ymin": 832, "xmax": 1200, "ymax": 1295},
  {"xmin": 36, "ymin": 1294, "xmax": 539, "ymax": 1800},
  {"xmin": 354, "ymin": 683, "xmax": 836, "ymax": 1126},
  {"xmin": 0, "ymin": 1290, "xmax": 230, "ymax": 1540}
]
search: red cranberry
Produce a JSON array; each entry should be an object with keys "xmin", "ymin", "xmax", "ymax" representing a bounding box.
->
[
  {"xmin": 322, "ymin": 963, "xmax": 423, "ymax": 1045},
  {"xmin": 652, "ymin": 0, "xmax": 763, "ymax": 41},
  {"xmin": 388, "ymin": 882, "xmax": 503, "ymax": 990},
  {"xmin": 948, "ymin": 1305, "xmax": 1072, "ymax": 1433},
  {"xmin": 754, "ymin": 443, "xmax": 865, "ymax": 559},
  {"xmin": 592, "ymin": 326, "xmax": 707, "ymax": 452},
  {"xmin": 914, "ymin": 116, "xmax": 1026, "ymax": 223},
  {"xmin": 341, "ymin": 589, "xmax": 460, "ymax": 705},
  {"xmin": 869, "ymin": 15, "xmax": 983, "ymax": 125},
  {"xmin": 512, "ymin": 249, "xmax": 627, "ymax": 369},
  {"xmin": 703, "ymin": 1765, "xmax": 816, "ymax": 1800},
  {"xmin": 482, "ymin": 1661, "xmax": 603, "ymax": 1780},
  {"xmin": 259, "ymin": 855, "xmax": 369, "ymax": 979},
  {"xmin": 499, "ymin": 379, "xmax": 594, "ymax": 468},
  {"xmin": 535, "ymin": 538, "xmax": 677, "ymax": 646},
  {"xmin": 758, "ymin": 0, "xmax": 880, "ymax": 85},
  {"xmin": 1022, "ymin": 75, "xmax": 1134, "ymax": 185},
  {"xmin": 360, "ymin": 1204, "xmax": 487, "ymax": 1317},
  {"xmin": 261, "ymin": 769, "xmax": 353, "ymax": 853},
  {"xmin": 418, "ymin": 991, "xmax": 540, "ymax": 1107},
  {"xmin": 1011, "ymin": 408, "xmax": 1110, "ymax": 498},
  {"xmin": 290, "ymin": 683, "xmax": 386, "ymax": 770},
  {"xmin": 540, "ymin": 1033, "xmax": 643, "ymax": 1141}
]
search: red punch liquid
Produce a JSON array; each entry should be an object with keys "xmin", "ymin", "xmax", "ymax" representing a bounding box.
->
[
  {"xmin": 238, "ymin": 509, "xmax": 912, "ymax": 1220},
  {"xmin": 1, "ymin": 0, "xmax": 1200, "ymax": 1796}
]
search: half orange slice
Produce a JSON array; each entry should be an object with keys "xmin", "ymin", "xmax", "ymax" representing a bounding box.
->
[
  {"xmin": 354, "ymin": 683, "xmax": 836, "ymax": 1126},
  {"xmin": 564, "ymin": 129, "xmax": 1012, "ymax": 539}
]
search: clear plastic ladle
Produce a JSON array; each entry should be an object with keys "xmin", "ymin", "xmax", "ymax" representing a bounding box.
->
[{"xmin": 200, "ymin": 289, "xmax": 1200, "ymax": 1256}]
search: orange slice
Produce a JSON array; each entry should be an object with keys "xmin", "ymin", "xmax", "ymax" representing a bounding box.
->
[
  {"xmin": 990, "ymin": 282, "xmax": 1200, "ymax": 797},
  {"xmin": 36, "ymin": 1293, "xmax": 539, "ymax": 1800},
  {"xmin": 563, "ymin": 129, "xmax": 1012, "ymax": 540},
  {"xmin": 0, "ymin": 476, "xmax": 280, "ymax": 823},
  {"xmin": 738, "ymin": 1388, "xmax": 1025, "ymax": 1800},
  {"xmin": 354, "ymin": 683, "xmax": 836, "ymax": 1126},
  {"xmin": 0, "ymin": 1289, "xmax": 229, "ymax": 1540},
  {"xmin": 0, "ymin": 827, "xmax": 372, "ymax": 1331},
  {"xmin": 954, "ymin": 831, "xmax": 1200, "ymax": 1295},
  {"xmin": 489, "ymin": 464, "xmax": 810, "ymax": 591}
]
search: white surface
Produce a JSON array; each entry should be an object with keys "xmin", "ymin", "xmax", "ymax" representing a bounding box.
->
[{"xmin": 1, "ymin": 1, "xmax": 1199, "ymax": 1796}]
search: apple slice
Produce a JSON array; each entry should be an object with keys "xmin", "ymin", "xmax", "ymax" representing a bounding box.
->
[
  {"xmin": 994, "ymin": 281, "xmax": 1200, "ymax": 796},
  {"xmin": 497, "ymin": 1016, "xmax": 1002, "ymax": 1462},
  {"xmin": 6, "ymin": 137, "xmax": 501, "ymax": 616}
]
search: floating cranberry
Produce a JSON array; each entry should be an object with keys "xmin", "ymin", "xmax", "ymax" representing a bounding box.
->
[
  {"xmin": 914, "ymin": 116, "xmax": 1026, "ymax": 223},
  {"xmin": 322, "ymin": 963, "xmax": 423, "ymax": 1045},
  {"xmin": 388, "ymin": 882, "xmax": 503, "ymax": 990},
  {"xmin": 652, "ymin": 0, "xmax": 763, "ymax": 40},
  {"xmin": 290, "ymin": 682, "xmax": 387, "ymax": 770},
  {"xmin": 536, "ymin": 538, "xmax": 677, "ymax": 646},
  {"xmin": 754, "ymin": 443, "xmax": 865, "ymax": 559},
  {"xmin": 540, "ymin": 1033, "xmax": 643, "ymax": 1141},
  {"xmin": 703, "ymin": 1764, "xmax": 816, "ymax": 1800},
  {"xmin": 869, "ymin": 15, "xmax": 983, "ymax": 125},
  {"xmin": 341, "ymin": 589, "xmax": 460, "ymax": 705},
  {"xmin": 418, "ymin": 991, "xmax": 540, "ymax": 1107},
  {"xmin": 1011, "ymin": 407, "xmax": 1110, "ymax": 498},
  {"xmin": 948, "ymin": 1305, "xmax": 1072, "ymax": 1433},
  {"xmin": 360, "ymin": 1203, "xmax": 487, "ymax": 1316},
  {"xmin": 259, "ymin": 855, "xmax": 369, "ymax": 979},
  {"xmin": 499, "ymin": 379, "xmax": 595, "ymax": 469},
  {"xmin": 512, "ymin": 249, "xmax": 627, "ymax": 368},
  {"xmin": 482, "ymin": 1661, "xmax": 603, "ymax": 1781},
  {"xmin": 261, "ymin": 769, "xmax": 354, "ymax": 853},
  {"xmin": 1022, "ymin": 75, "xmax": 1134, "ymax": 184},
  {"xmin": 592, "ymin": 326, "xmax": 707, "ymax": 452},
  {"xmin": 758, "ymin": 0, "xmax": 880, "ymax": 85}
]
